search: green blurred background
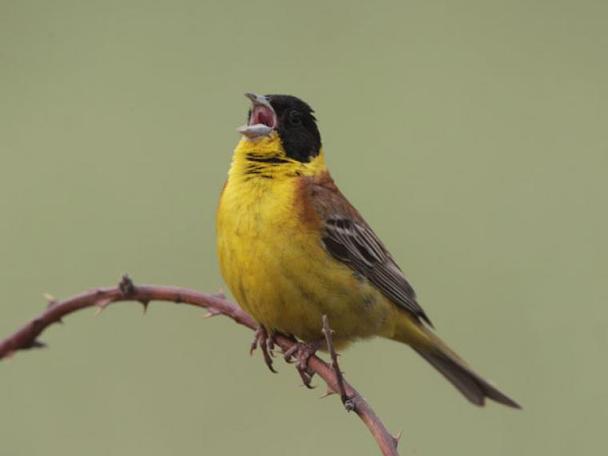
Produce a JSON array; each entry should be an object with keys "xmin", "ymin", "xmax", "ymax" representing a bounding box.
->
[{"xmin": 1, "ymin": 1, "xmax": 606, "ymax": 454}]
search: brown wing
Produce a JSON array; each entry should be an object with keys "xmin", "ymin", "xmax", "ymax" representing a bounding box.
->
[{"xmin": 297, "ymin": 172, "xmax": 432, "ymax": 327}]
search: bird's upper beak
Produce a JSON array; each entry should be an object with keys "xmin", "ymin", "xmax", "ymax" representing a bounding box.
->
[{"xmin": 237, "ymin": 93, "xmax": 277, "ymax": 139}]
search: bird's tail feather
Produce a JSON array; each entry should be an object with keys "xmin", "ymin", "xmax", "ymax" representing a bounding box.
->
[
  {"xmin": 412, "ymin": 345, "xmax": 521, "ymax": 408},
  {"xmin": 392, "ymin": 315, "xmax": 521, "ymax": 408}
]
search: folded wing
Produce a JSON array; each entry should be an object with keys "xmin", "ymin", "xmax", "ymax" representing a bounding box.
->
[{"xmin": 322, "ymin": 216, "xmax": 432, "ymax": 326}]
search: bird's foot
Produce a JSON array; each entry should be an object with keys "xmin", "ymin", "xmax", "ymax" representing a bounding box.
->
[
  {"xmin": 283, "ymin": 339, "xmax": 323, "ymax": 389},
  {"xmin": 321, "ymin": 315, "xmax": 355, "ymax": 411},
  {"xmin": 250, "ymin": 326, "xmax": 277, "ymax": 373}
]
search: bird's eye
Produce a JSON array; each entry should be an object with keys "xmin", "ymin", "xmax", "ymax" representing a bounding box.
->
[{"xmin": 288, "ymin": 110, "xmax": 302, "ymax": 126}]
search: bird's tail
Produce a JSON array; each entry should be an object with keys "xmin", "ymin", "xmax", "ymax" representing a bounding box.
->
[{"xmin": 392, "ymin": 314, "xmax": 521, "ymax": 408}]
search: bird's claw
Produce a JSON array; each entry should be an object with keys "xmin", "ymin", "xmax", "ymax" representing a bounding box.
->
[
  {"xmin": 283, "ymin": 340, "xmax": 322, "ymax": 388},
  {"xmin": 250, "ymin": 326, "xmax": 277, "ymax": 373}
]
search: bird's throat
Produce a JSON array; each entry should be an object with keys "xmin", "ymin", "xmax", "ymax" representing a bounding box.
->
[{"xmin": 229, "ymin": 135, "xmax": 327, "ymax": 183}]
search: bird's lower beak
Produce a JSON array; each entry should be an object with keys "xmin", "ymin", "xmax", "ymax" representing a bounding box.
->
[{"xmin": 238, "ymin": 93, "xmax": 277, "ymax": 139}]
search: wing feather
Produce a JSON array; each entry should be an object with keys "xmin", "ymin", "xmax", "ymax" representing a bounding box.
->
[
  {"xmin": 323, "ymin": 217, "xmax": 432, "ymax": 326},
  {"xmin": 298, "ymin": 171, "xmax": 432, "ymax": 326}
]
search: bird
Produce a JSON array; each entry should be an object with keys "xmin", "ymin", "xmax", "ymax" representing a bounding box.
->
[{"xmin": 216, "ymin": 93, "xmax": 520, "ymax": 408}]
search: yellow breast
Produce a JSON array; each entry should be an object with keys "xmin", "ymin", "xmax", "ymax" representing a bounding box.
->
[{"xmin": 216, "ymin": 134, "xmax": 395, "ymax": 345}]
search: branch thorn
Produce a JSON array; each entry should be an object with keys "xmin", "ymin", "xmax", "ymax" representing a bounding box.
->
[
  {"xmin": 26, "ymin": 340, "xmax": 47, "ymax": 350},
  {"xmin": 392, "ymin": 430, "xmax": 403, "ymax": 448},
  {"xmin": 321, "ymin": 315, "xmax": 355, "ymax": 412},
  {"xmin": 94, "ymin": 298, "xmax": 112, "ymax": 316},
  {"xmin": 139, "ymin": 300, "xmax": 150, "ymax": 314},
  {"xmin": 202, "ymin": 308, "xmax": 221, "ymax": 319},
  {"xmin": 44, "ymin": 293, "xmax": 58, "ymax": 307},
  {"xmin": 320, "ymin": 388, "xmax": 336, "ymax": 399}
]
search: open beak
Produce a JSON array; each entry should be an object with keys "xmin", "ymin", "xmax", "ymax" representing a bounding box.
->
[{"xmin": 237, "ymin": 93, "xmax": 277, "ymax": 139}]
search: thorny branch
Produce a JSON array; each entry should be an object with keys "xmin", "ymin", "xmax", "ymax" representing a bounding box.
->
[{"xmin": 0, "ymin": 275, "xmax": 400, "ymax": 456}]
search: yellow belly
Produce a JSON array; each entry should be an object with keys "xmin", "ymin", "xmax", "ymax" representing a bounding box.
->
[{"xmin": 216, "ymin": 177, "xmax": 394, "ymax": 347}]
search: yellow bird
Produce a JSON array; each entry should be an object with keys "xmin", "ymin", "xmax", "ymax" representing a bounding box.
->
[{"xmin": 217, "ymin": 93, "xmax": 520, "ymax": 408}]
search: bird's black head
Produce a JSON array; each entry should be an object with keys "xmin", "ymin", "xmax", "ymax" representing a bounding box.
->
[
  {"xmin": 240, "ymin": 93, "xmax": 322, "ymax": 163},
  {"xmin": 267, "ymin": 95, "xmax": 321, "ymax": 162}
]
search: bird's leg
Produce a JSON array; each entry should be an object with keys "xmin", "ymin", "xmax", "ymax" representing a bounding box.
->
[
  {"xmin": 283, "ymin": 338, "xmax": 323, "ymax": 389},
  {"xmin": 322, "ymin": 315, "xmax": 355, "ymax": 411},
  {"xmin": 250, "ymin": 326, "xmax": 277, "ymax": 373}
]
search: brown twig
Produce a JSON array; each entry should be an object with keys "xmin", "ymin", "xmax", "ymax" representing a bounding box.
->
[
  {"xmin": 0, "ymin": 275, "xmax": 400, "ymax": 456},
  {"xmin": 322, "ymin": 315, "xmax": 355, "ymax": 411}
]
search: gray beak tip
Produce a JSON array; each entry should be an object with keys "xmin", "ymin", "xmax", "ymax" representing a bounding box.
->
[{"xmin": 238, "ymin": 124, "xmax": 274, "ymax": 139}]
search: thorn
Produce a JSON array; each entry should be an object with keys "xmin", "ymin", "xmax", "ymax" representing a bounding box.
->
[
  {"xmin": 118, "ymin": 274, "xmax": 135, "ymax": 296},
  {"xmin": 44, "ymin": 293, "xmax": 58, "ymax": 307},
  {"xmin": 28, "ymin": 340, "xmax": 47, "ymax": 349},
  {"xmin": 320, "ymin": 388, "xmax": 336, "ymax": 399},
  {"xmin": 392, "ymin": 430, "xmax": 403, "ymax": 448},
  {"xmin": 18, "ymin": 340, "xmax": 47, "ymax": 351},
  {"xmin": 202, "ymin": 308, "xmax": 221, "ymax": 319},
  {"xmin": 139, "ymin": 300, "xmax": 150, "ymax": 314},
  {"xmin": 94, "ymin": 298, "xmax": 112, "ymax": 316}
]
